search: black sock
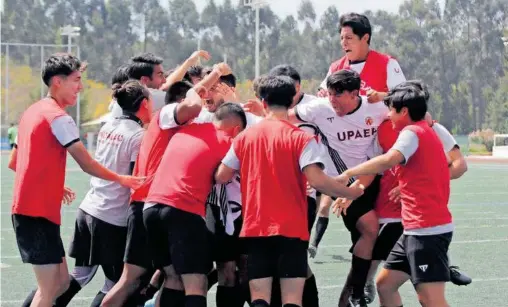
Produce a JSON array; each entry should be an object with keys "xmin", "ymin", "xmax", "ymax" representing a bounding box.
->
[
  {"xmin": 160, "ymin": 288, "xmax": 186, "ymax": 307},
  {"xmin": 310, "ymin": 217, "xmax": 329, "ymax": 247},
  {"xmin": 217, "ymin": 285, "xmax": 243, "ymax": 307},
  {"xmin": 251, "ymin": 299, "xmax": 270, "ymax": 307},
  {"xmin": 54, "ymin": 277, "xmax": 82, "ymax": 307},
  {"xmin": 21, "ymin": 289, "xmax": 37, "ymax": 307},
  {"xmin": 90, "ymin": 291, "xmax": 106, "ymax": 307},
  {"xmin": 303, "ymin": 275, "xmax": 319, "ymax": 307},
  {"xmin": 351, "ymin": 255, "xmax": 372, "ymax": 299},
  {"xmin": 144, "ymin": 284, "xmax": 159, "ymax": 301},
  {"xmin": 208, "ymin": 269, "xmax": 218, "ymax": 290},
  {"xmin": 185, "ymin": 295, "xmax": 207, "ymax": 307},
  {"xmin": 241, "ymin": 282, "xmax": 251, "ymax": 305}
]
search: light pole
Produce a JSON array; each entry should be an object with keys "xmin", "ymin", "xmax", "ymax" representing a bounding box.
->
[
  {"xmin": 244, "ymin": 0, "xmax": 267, "ymax": 78},
  {"xmin": 60, "ymin": 25, "xmax": 82, "ymax": 128}
]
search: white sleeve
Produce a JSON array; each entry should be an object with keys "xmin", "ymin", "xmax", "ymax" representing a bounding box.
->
[
  {"xmin": 129, "ymin": 131, "xmax": 144, "ymax": 162},
  {"xmin": 150, "ymin": 89, "xmax": 167, "ymax": 111},
  {"xmin": 299, "ymin": 139, "xmax": 325, "ymax": 170},
  {"xmin": 158, "ymin": 103, "xmax": 181, "ymax": 130},
  {"xmin": 391, "ymin": 130, "xmax": 419, "ymax": 164},
  {"xmin": 222, "ymin": 145, "xmax": 240, "ymax": 170},
  {"xmin": 387, "ymin": 59, "xmax": 407, "ymax": 90},
  {"xmin": 50, "ymin": 115, "xmax": 80, "ymax": 147},
  {"xmin": 294, "ymin": 99, "xmax": 323, "ymax": 123},
  {"xmin": 432, "ymin": 123, "xmax": 458, "ymax": 152}
]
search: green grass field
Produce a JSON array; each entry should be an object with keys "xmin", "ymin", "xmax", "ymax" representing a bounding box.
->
[{"xmin": 1, "ymin": 156, "xmax": 508, "ymax": 306}]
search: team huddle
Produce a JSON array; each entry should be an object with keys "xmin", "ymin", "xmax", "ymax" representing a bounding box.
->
[{"xmin": 10, "ymin": 13, "xmax": 471, "ymax": 307}]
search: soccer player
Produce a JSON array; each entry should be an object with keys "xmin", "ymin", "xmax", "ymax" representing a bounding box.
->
[
  {"xmin": 53, "ymin": 80, "xmax": 151, "ymax": 306},
  {"xmin": 143, "ymin": 103, "xmax": 247, "ymax": 307},
  {"xmin": 289, "ymin": 69, "xmax": 387, "ymax": 307},
  {"xmin": 334, "ymin": 81, "xmax": 454, "ymax": 307},
  {"xmin": 317, "ymin": 13, "xmax": 406, "ymax": 103},
  {"xmin": 10, "ymin": 53, "xmax": 144, "ymax": 307},
  {"xmin": 7, "ymin": 123, "xmax": 18, "ymax": 149},
  {"xmin": 214, "ymin": 75, "xmax": 365, "ymax": 307},
  {"xmin": 101, "ymin": 63, "xmax": 232, "ymax": 307}
]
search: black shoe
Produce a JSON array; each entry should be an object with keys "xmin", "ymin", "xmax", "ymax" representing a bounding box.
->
[
  {"xmin": 363, "ymin": 281, "xmax": 376, "ymax": 304},
  {"xmin": 450, "ymin": 266, "xmax": 472, "ymax": 286},
  {"xmin": 348, "ymin": 296, "xmax": 368, "ymax": 307}
]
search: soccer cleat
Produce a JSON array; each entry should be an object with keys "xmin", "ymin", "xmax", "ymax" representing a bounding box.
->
[
  {"xmin": 363, "ymin": 281, "xmax": 376, "ymax": 304},
  {"xmin": 308, "ymin": 244, "xmax": 318, "ymax": 258},
  {"xmin": 348, "ymin": 296, "xmax": 368, "ymax": 307},
  {"xmin": 449, "ymin": 266, "xmax": 472, "ymax": 286}
]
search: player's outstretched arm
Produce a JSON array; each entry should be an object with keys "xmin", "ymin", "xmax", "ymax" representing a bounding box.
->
[
  {"xmin": 343, "ymin": 149, "xmax": 405, "ymax": 179},
  {"xmin": 304, "ymin": 164, "xmax": 364, "ymax": 200},
  {"xmin": 159, "ymin": 50, "xmax": 211, "ymax": 91},
  {"xmin": 214, "ymin": 163, "xmax": 236, "ymax": 184},
  {"xmin": 8, "ymin": 147, "xmax": 17, "ymax": 171},
  {"xmin": 67, "ymin": 141, "xmax": 145, "ymax": 189}
]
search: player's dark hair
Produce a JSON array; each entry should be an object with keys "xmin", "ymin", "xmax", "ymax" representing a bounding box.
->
[
  {"xmin": 42, "ymin": 53, "xmax": 85, "ymax": 86},
  {"xmin": 128, "ymin": 53, "xmax": 163, "ymax": 80},
  {"xmin": 111, "ymin": 64, "xmax": 130, "ymax": 88},
  {"xmin": 214, "ymin": 102, "xmax": 247, "ymax": 129},
  {"xmin": 402, "ymin": 80, "xmax": 430, "ymax": 102},
  {"xmin": 165, "ymin": 81, "xmax": 194, "ymax": 105},
  {"xmin": 339, "ymin": 13, "xmax": 372, "ymax": 44},
  {"xmin": 183, "ymin": 65, "xmax": 204, "ymax": 83},
  {"xmin": 112, "ymin": 80, "xmax": 150, "ymax": 113},
  {"xmin": 202, "ymin": 66, "xmax": 236, "ymax": 88},
  {"xmin": 258, "ymin": 75, "xmax": 296, "ymax": 109},
  {"xmin": 326, "ymin": 69, "xmax": 361, "ymax": 94},
  {"xmin": 384, "ymin": 81, "xmax": 428, "ymax": 122},
  {"xmin": 268, "ymin": 64, "xmax": 301, "ymax": 83},
  {"xmin": 252, "ymin": 75, "xmax": 267, "ymax": 99}
]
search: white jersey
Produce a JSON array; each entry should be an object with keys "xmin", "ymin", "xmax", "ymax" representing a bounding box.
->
[
  {"xmin": 108, "ymin": 88, "xmax": 166, "ymax": 122},
  {"xmin": 79, "ymin": 116, "xmax": 144, "ymax": 227},
  {"xmin": 295, "ymin": 96, "xmax": 387, "ymax": 180},
  {"xmin": 320, "ymin": 58, "xmax": 407, "ymax": 95}
]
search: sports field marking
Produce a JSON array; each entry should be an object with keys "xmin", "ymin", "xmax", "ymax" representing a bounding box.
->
[{"xmin": 0, "ymin": 263, "xmax": 11, "ymax": 268}]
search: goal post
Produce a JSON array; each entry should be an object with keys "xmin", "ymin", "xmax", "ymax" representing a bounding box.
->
[{"xmin": 493, "ymin": 134, "xmax": 508, "ymax": 158}]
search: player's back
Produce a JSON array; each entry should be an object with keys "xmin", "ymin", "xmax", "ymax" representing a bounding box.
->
[{"xmin": 234, "ymin": 119, "xmax": 314, "ymax": 240}]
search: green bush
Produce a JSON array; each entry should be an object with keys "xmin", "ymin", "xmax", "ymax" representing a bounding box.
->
[{"xmin": 468, "ymin": 129, "xmax": 495, "ymax": 152}]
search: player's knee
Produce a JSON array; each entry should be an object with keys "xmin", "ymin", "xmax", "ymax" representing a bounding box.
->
[
  {"xmin": 58, "ymin": 274, "xmax": 70, "ymax": 294},
  {"xmin": 358, "ymin": 217, "xmax": 379, "ymax": 241},
  {"xmin": 376, "ymin": 276, "xmax": 394, "ymax": 297}
]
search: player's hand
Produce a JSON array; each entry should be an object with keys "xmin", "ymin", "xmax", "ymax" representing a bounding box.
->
[
  {"xmin": 62, "ymin": 186, "xmax": 76, "ymax": 205},
  {"xmin": 213, "ymin": 62, "xmax": 232, "ymax": 76},
  {"xmin": 306, "ymin": 182, "xmax": 313, "ymax": 196},
  {"xmin": 332, "ymin": 197, "xmax": 352, "ymax": 217},
  {"xmin": 188, "ymin": 50, "xmax": 211, "ymax": 66},
  {"xmin": 334, "ymin": 174, "xmax": 350, "ymax": 185},
  {"xmin": 317, "ymin": 88, "xmax": 328, "ymax": 98},
  {"xmin": 348, "ymin": 179, "xmax": 365, "ymax": 200},
  {"xmin": 243, "ymin": 99, "xmax": 265, "ymax": 117},
  {"xmin": 118, "ymin": 175, "xmax": 146, "ymax": 190},
  {"xmin": 388, "ymin": 186, "xmax": 401, "ymax": 203},
  {"xmin": 367, "ymin": 90, "xmax": 385, "ymax": 103},
  {"xmin": 214, "ymin": 83, "xmax": 237, "ymax": 102}
]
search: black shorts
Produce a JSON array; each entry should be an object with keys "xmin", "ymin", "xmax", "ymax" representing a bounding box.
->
[
  {"xmin": 342, "ymin": 175, "xmax": 381, "ymax": 245},
  {"xmin": 207, "ymin": 200, "xmax": 244, "ymax": 263},
  {"xmin": 372, "ymin": 222, "xmax": 404, "ymax": 261},
  {"xmin": 307, "ymin": 197, "xmax": 317, "ymax": 233},
  {"xmin": 69, "ymin": 209, "xmax": 127, "ymax": 266},
  {"xmin": 124, "ymin": 202, "xmax": 152, "ymax": 268},
  {"xmin": 12, "ymin": 214, "xmax": 65, "ymax": 265},
  {"xmin": 244, "ymin": 236, "xmax": 308, "ymax": 280},
  {"xmin": 143, "ymin": 204, "xmax": 212, "ymax": 275},
  {"xmin": 384, "ymin": 232, "xmax": 453, "ymax": 285}
]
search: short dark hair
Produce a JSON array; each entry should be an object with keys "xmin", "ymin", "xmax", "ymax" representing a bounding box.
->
[
  {"xmin": 202, "ymin": 66, "xmax": 236, "ymax": 87},
  {"xmin": 339, "ymin": 13, "xmax": 372, "ymax": 44},
  {"xmin": 128, "ymin": 53, "xmax": 163, "ymax": 80},
  {"xmin": 384, "ymin": 81, "xmax": 428, "ymax": 122},
  {"xmin": 42, "ymin": 53, "xmax": 85, "ymax": 86},
  {"xmin": 268, "ymin": 64, "xmax": 301, "ymax": 83},
  {"xmin": 252, "ymin": 75, "xmax": 266, "ymax": 99},
  {"xmin": 326, "ymin": 69, "xmax": 361, "ymax": 94},
  {"xmin": 183, "ymin": 65, "xmax": 203, "ymax": 83},
  {"xmin": 112, "ymin": 80, "xmax": 150, "ymax": 113},
  {"xmin": 165, "ymin": 81, "xmax": 194, "ymax": 104},
  {"xmin": 111, "ymin": 64, "xmax": 130, "ymax": 87},
  {"xmin": 403, "ymin": 80, "xmax": 430, "ymax": 102},
  {"xmin": 258, "ymin": 75, "xmax": 296, "ymax": 109},
  {"xmin": 214, "ymin": 102, "xmax": 247, "ymax": 129}
]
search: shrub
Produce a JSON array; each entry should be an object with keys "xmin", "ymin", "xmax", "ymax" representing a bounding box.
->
[{"xmin": 468, "ymin": 129, "xmax": 495, "ymax": 152}]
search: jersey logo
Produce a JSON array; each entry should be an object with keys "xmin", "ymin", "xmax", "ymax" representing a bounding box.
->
[
  {"xmin": 394, "ymin": 67, "xmax": 400, "ymax": 73},
  {"xmin": 337, "ymin": 127, "xmax": 377, "ymax": 141},
  {"xmin": 419, "ymin": 265, "xmax": 428, "ymax": 272},
  {"xmin": 327, "ymin": 117, "xmax": 334, "ymax": 123},
  {"xmin": 365, "ymin": 117, "xmax": 374, "ymax": 126}
]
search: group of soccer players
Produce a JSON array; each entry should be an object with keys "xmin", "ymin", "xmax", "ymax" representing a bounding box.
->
[{"xmin": 10, "ymin": 12, "xmax": 472, "ymax": 307}]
